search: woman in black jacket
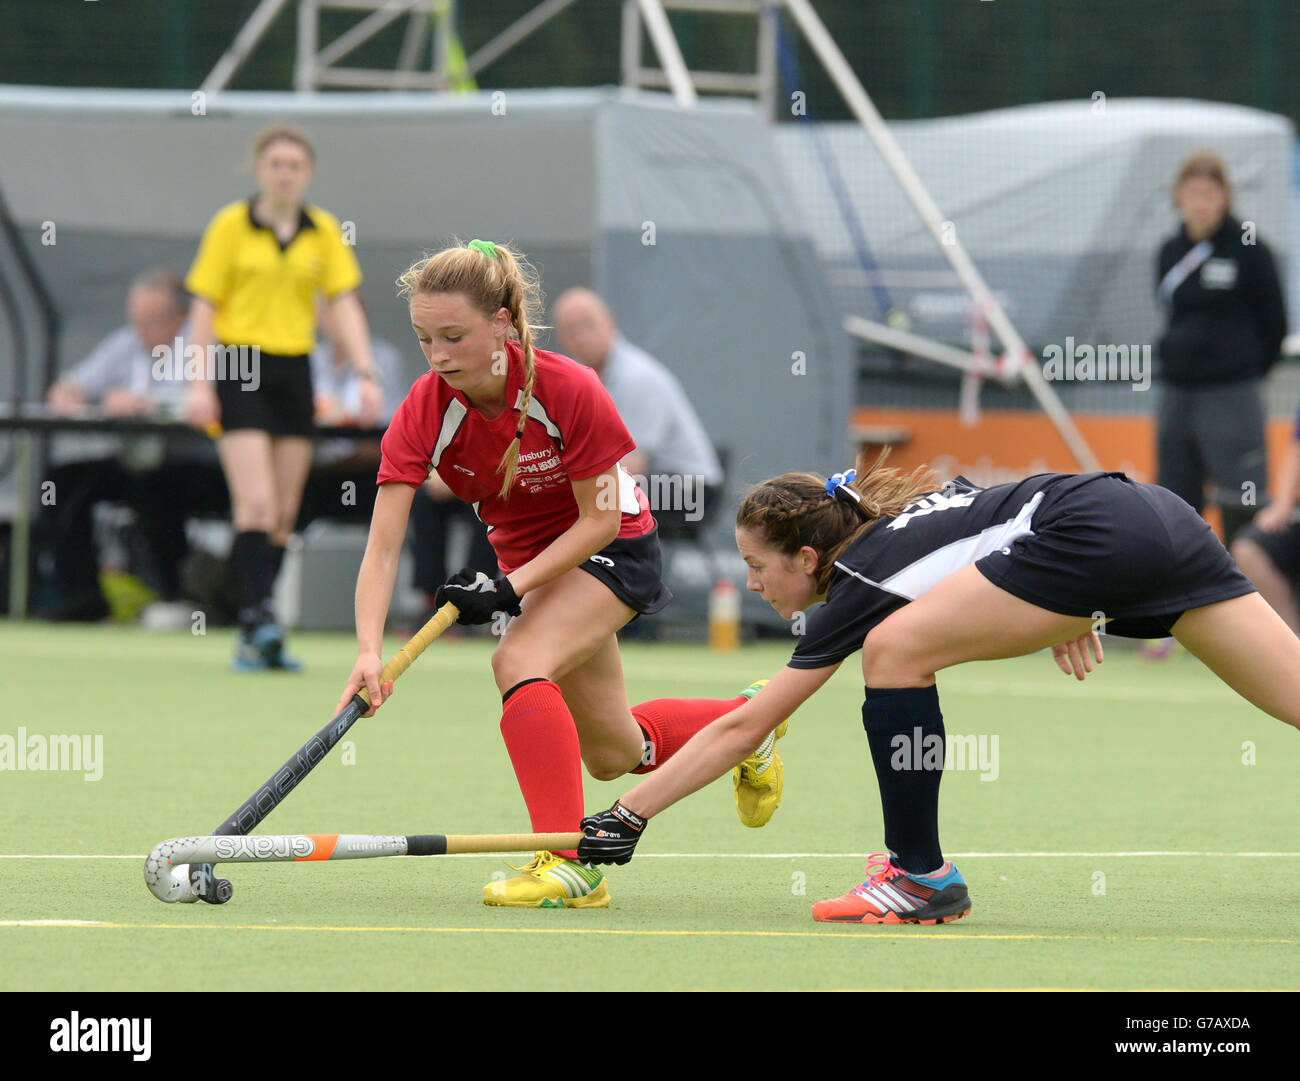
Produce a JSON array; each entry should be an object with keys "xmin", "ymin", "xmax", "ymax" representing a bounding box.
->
[{"xmin": 1155, "ymin": 150, "xmax": 1287, "ymax": 547}]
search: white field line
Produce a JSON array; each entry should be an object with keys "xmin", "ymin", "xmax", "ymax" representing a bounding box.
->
[{"xmin": 1, "ymin": 851, "xmax": 1297, "ymax": 860}]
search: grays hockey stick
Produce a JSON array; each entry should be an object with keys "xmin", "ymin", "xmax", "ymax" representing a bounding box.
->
[{"xmin": 145, "ymin": 831, "xmax": 585, "ymax": 903}]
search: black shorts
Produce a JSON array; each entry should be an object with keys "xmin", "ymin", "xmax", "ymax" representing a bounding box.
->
[
  {"xmin": 577, "ymin": 529, "xmax": 673, "ymax": 616},
  {"xmin": 214, "ymin": 349, "xmax": 315, "ymax": 438},
  {"xmin": 975, "ymin": 472, "xmax": 1255, "ymax": 638},
  {"xmin": 1235, "ymin": 519, "xmax": 1300, "ymax": 580}
]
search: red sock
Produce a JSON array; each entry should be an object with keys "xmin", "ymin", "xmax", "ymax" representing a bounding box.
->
[
  {"xmin": 630, "ymin": 696, "xmax": 747, "ymax": 773},
  {"xmin": 500, "ymin": 679, "xmax": 583, "ymax": 859}
]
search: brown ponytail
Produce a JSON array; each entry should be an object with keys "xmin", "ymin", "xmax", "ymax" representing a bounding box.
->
[
  {"xmin": 397, "ymin": 240, "xmax": 545, "ymax": 498},
  {"xmin": 736, "ymin": 448, "xmax": 940, "ymax": 593}
]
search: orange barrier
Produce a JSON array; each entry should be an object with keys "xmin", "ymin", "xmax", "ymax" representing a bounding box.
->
[{"xmin": 851, "ymin": 408, "xmax": 1297, "ymax": 540}]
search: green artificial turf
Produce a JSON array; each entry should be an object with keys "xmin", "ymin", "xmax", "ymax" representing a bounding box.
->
[{"xmin": 1, "ymin": 623, "xmax": 1295, "ymax": 991}]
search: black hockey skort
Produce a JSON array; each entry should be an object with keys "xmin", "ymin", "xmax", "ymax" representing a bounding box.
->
[
  {"xmin": 577, "ymin": 528, "xmax": 673, "ymax": 617},
  {"xmin": 975, "ymin": 472, "xmax": 1255, "ymax": 638}
]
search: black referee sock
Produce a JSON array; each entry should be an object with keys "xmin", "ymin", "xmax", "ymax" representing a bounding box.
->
[
  {"xmin": 231, "ymin": 530, "xmax": 274, "ymax": 631},
  {"xmin": 268, "ymin": 543, "xmax": 286, "ymax": 586},
  {"xmin": 862, "ymin": 684, "xmax": 946, "ymax": 875}
]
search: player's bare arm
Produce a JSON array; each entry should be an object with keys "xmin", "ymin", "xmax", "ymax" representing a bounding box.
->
[
  {"xmin": 337, "ymin": 481, "xmax": 416, "ymax": 715},
  {"xmin": 619, "ymin": 662, "xmax": 838, "ymax": 819},
  {"xmin": 504, "ymin": 466, "xmax": 622, "ymax": 597}
]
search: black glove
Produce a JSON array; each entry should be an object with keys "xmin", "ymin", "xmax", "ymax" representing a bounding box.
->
[
  {"xmin": 434, "ymin": 568, "xmax": 522, "ymax": 626},
  {"xmin": 578, "ymin": 800, "xmax": 647, "ymax": 865}
]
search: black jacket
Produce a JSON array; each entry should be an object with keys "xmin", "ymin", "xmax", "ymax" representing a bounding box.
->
[{"xmin": 1155, "ymin": 213, "xmax": 1287, "ymax": 386}]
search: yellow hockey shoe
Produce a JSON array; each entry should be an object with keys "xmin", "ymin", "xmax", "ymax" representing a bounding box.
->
[
  {"xmin": 482, "ymin": 851, "xmax": 611, "ymax": 908},
  {"xmin": 733, "ymin": 679, "xmax": 789, "ymax": 828}
]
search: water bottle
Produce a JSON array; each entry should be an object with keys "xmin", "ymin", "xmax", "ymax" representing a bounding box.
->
[{"xmin": 708, "ymin": 579, "xmax": 740, "ymax": 651}]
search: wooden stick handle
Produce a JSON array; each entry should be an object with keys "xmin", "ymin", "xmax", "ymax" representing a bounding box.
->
[
  {"xmin": 441, "ymin": 832, "xmax": 585, "ymax": 854},
  {"xmin": 357, "ymin": 602, "xmax": 459, "ymax": 706}
]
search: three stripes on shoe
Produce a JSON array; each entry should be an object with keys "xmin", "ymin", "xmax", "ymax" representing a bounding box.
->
[{"xmin": 539, "ymin": 857, "xmax": 603, "ymax": 898}]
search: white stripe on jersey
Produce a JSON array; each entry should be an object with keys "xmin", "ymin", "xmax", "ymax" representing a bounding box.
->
[
  {"xmin": 470, "ymin": 501, "xmax": 493, "ymax": 533},
  {"xmin": 430, "ymin": 398, "xmax": 468, "ymax": 469},
  {"xmin": 834, "ymin": 491, "xmax": 1043, "ymax": 602},
  {"xmin": 515, "ymin": 391, "xmax": 563, "ymax": 448},
  {"xmin": 510, "ymin": 389, "xmax": 636, "ymax": 513},
  {"xmin": 614, "ymin": 463, "xmax": 642, "ymax": 515}
]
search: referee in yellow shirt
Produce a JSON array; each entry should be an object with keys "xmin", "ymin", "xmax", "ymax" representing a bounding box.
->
[{"xmin": 184, "ymin": 123, "xmax": 382, "ymax": 670}]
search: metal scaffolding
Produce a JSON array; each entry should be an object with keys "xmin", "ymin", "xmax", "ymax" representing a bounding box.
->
[{"xmin": 201, "ymin": 0, "xmax": 1098, "ymax": 470}]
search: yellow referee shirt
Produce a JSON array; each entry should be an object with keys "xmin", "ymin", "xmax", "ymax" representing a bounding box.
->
[{"xmin": 185, "ymin": 198, "xmax": 362, "ymax": 356}]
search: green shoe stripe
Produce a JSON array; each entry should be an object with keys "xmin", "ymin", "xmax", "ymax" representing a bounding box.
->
[
  {"xmin": 572, "ymin": 861, "xmax": 604, "ymax": 888},
  {"xmin": 547, "ymin": 861, "xmax": 600, "ymax": 897}
]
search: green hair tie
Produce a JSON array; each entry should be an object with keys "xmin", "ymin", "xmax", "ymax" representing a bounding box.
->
[{"xmin": 467, "ymin": 239, "xmax": 498, "ymax": 259}]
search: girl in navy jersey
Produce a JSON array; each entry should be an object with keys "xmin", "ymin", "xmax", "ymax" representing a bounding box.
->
[
  {"xmin": 578, "ymin": 453, "xmax": 1300, "ymax": 923},
  {"xmin": 335, "ymin": 240, "xmax": 783, "ymax": 908}
]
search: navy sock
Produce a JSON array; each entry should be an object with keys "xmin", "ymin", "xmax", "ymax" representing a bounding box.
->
[{"xmin": 862, "ymin": 684, "xmax": 945, "ymax": 875}]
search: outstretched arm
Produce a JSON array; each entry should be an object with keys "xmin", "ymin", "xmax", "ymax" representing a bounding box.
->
[
  {"xmin": 630, "ymin": 663, "xmax": 835, "ymax": 818},
  {"xmin": 579, "ymin": 663, "xmax": 839, "ymax": 863}
]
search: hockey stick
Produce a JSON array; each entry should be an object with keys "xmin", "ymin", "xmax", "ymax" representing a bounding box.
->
[
  {"xmin": 145, "ymin": 831, "xmax": 585, "ymax": 902},
  {"xmin": 181, "ymin": 602, "xmax": 459, "ymax": 905}
]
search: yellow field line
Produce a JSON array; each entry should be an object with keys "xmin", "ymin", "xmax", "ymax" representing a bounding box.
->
[{"xmin": 1, "ymin": 920, "xmax": 1294, "ymax": 944}]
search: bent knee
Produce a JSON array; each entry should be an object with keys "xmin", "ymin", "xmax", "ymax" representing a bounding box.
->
[
  {"xmin": 862, "ymin": 622, "xmax": 932, "ymax": 687},
  {"xmin": 583, "ymin": 760, "xmax": 627, "ymax": 783},
  {"xmin": 491, "ymin": 640, "xmax": 552, "ymax": 693},
  {"xmin": 582, "ymin": 750, "xmax": 636, "ymax": 782}
]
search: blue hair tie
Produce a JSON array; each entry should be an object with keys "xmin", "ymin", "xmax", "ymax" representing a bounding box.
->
[{"xmin": 825, "ymin": 469, "xmax": 859, "ymax": 502}]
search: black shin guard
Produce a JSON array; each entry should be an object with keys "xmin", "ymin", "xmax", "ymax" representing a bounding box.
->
[{"xmin": 862, "ymin": 684, "xmax": 945, "ymax": 875}]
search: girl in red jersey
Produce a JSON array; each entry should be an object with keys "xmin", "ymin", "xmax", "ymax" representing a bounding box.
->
[{"xmin": 334, "ymin": 240, "xmax": 781, "ymax": 908}]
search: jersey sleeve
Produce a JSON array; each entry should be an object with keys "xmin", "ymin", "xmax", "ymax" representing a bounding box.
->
[
  {"xmin": 376, "ymin": 384, "xmax": 434, "ymax": 488},
  {"xmin": 185, "ymin": 206, "xmax": 239, "ymax": 305},
  {"xmin": 313, "ymin": 209, "xmax": 363, "ymax": 299},
  {"xmin": 556, "ymin": 365, "xmax": 636, "ymax": 481},
  {"xmin": 788, "ymin": 570, "xmax": 906, "ymax": 670}
]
